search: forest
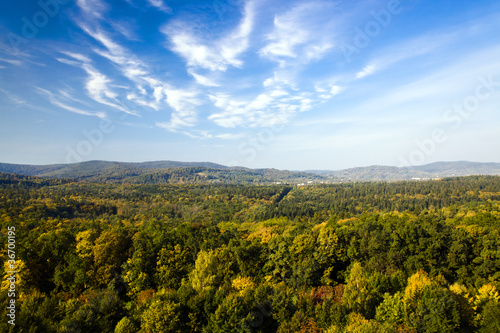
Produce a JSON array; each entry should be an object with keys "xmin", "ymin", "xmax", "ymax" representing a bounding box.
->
[{"xmin": 1, "ymin": 173, "xmax": 500, "ymax": 332}]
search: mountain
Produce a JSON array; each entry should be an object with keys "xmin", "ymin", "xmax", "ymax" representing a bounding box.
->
[
  {"xmin": 0, "ymin": 160, "xmax": 322, "ymax": 185},
  {"xmin": 311, "ymin": 161, "xmax": 500, "ymax": 181},
  {"xmin": 408, "ymin": 161, "xmax": 500, "ymax": 176},
  {"xmin": 1, "ymin": 160, "xmax": 499, "ymax": 184}
]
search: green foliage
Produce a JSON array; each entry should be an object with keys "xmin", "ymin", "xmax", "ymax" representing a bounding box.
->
[
  {"xmin": 59, "ymin": 291, "xmax": 124, "ymax": 333},
  {"xmin": 2, "ymin": 174, "xmax": 500, "ymax": 332},
  {"xmin": 140, "ymin": 294, "xmax": 182, "ymax": 333},
  {"xmin": 479, "ymin": 301, "xmax": 500, "ymax": 332},
  {"xmin": 114, "ymin": 316, "xmax": 138, "ymax": 333}
]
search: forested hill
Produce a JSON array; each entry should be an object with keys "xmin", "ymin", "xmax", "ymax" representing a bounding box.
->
[
  {"xmin": 309, "ymin": 161, "xmax": 500, "ymax": 181},
  {"xmin": 0, "ymin": 161, "xmax": 324, "ymax": 185},
  {"xmin": 1, "ymin": 160, "xmax": 500, "ymax": 184}
]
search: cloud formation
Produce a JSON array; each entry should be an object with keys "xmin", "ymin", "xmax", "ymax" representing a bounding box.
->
[{"xmin": 163, "ymin": 1, "xmax": 255, "ymax": 72}]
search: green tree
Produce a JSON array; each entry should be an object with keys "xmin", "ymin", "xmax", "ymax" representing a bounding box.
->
[
  {"xmin": 140, "ymin": 297, "xmax": 181, "ymax": 333},
  {"xmin": 479, "ymin": 301, "xmax": 500, "ymax": 332},
  {"xmin": 115, "ymin": 317, "xmax": 138, "ymax": 333},
  {"xmin": 342, "ymin": 263, "xmax": 377, "ymax": 318},
  {"xmin": 93, "ymin": 228, "xmax": 132, "ymax": 288},
  {"xmin": 403, "ymin": 271, "xmax": 460, "ymax": 333},
  {"xmin": 156, "ymin": 244, "xmax": 191, "ymax": 290}
]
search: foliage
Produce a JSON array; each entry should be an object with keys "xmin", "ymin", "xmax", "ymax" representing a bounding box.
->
[{"xmin": 1, "ymin": 174, "xmax": 500, "ymax": 332}]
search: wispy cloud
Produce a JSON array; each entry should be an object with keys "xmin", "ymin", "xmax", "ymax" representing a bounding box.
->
[
  {"xmin": 356, "ymin": 64, "xmax": 377, "ymax": 79},
  {"xmin": 76, "ymin": 0, "xmax": 108, "ymax": 18},
  {"xmin": 0, "ymin": 57, "xmax": 23, "ymax": 66},
  {"xmin": 259, "ymin": 1, "xmax": 336, "ymax": 66},
  {"xmin": 189, "ymin": 70, "xmax": 220, "ymax": 87},
  {"xmin": 109, "ymin": 20, "xmax": 140, "ymax": 41},
  {"xmin": 207, "ymin": 86, "xmax": 323, "ymax": 128},
  {"xmin": 0, "ymin": 88, "xmax": 27, "ymax": 106},
  {"xmin": 35, "ymin": 87, "xmax": 107, "ymax": 119},
  {"xmin": 157, "ymin": 87, "xmax": 202, "ymax": 130},
  {"xmin": 354, "ymin": 29, "xmax": 461, "ymax": 79},
  {"xmin": 58, "ymin": 52, "xmax": 136, "ymax": 115},
  {"xmin": 215, "ymin": 133, "xmax": 246, "ymax": 140},
  {"xmin": 148, "ymin": 0, "xmax": 172, "ymax": 13},
  {"xmin": 163, "ymin": 1, "xmax": 255, "ymax": 71}
]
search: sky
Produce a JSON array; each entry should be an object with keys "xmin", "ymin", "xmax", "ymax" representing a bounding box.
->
[{"xmin": 0, "ymin": 0, "xmax": 499, "ymax": 170}]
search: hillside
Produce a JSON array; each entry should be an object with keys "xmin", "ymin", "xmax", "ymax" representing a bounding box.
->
[
  {"xmin": 1, "ymin": 160, "xmax": 500, "ymax": 184},
  {"xmin": 311, "ymin": 161, "xmax": 500, "ymax": 181},
  {"xmin": 0, "ymin": 161, "xmax": 323, "ymax": 185}
]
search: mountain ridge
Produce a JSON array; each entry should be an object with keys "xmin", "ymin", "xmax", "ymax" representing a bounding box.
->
[{"xmin": 1, "ymin": 160, "xmax": 499, "ymax": 184}]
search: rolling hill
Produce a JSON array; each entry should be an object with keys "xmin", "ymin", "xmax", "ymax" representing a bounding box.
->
[
  {"xmin": 1, "ymin": 160, "xmax": 499, "ymax": 184},
  {"xmin": 308, "ymin": 161, "xmax": 500, "ymax": 181}
]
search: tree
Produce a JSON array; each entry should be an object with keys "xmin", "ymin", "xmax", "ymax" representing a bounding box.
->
[
  {"xmin": 156, "ymin": 244, "xmax": 191, "ymax": 290},
  {"xmin": 479, "ymin": 301, "xmax": 500, "ymax": 332},
  {"xmin": 141, "ymin": 297, "xmax": 181, "ymax": 333},
  {"xmin": 403, "ymin": 271, "xmax": 460, "ymax": 333},
  {"xmin": 93, "ymin": 228, "xmax": 132, "ymax": 288},
  {"xmin": 189, "ymin": 247, "xmax": 235, "ymax": 293},
  {"xmin": 343, "ymin": 263, "xmax": 377, "ymax": 318},
  {"xmin": 59, "ymin": 291, "xmax": 124, "ymax": 333},
  {"xmin": 189, "ymin": 249, "xmax": 219, "ymax": 293},
  {"xmin": 114, "ymin": 317, "xmax": 138, "ymax": 333},
  {"xmin": 207, "ymin": 293, "xmax": 250, "ymax": 333},
  {"xmin": 375, "ymin": 292, "xmax": 405, "ymax": 326}
]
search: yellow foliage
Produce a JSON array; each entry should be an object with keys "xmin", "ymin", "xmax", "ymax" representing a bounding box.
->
[
  {"xmin": 1, "ymin": 260, "xmax": 31, "ymax": 300},
  {"xmin": 475, "ymin": 284, "xmax": 500, "ymax": 305},
  {"xmin": 344, "ymin": 312, "xmax": 371, "ymax": 333},
  {"xmin": 404, "ymin": 270, "xmax": 433, "ymax": 302},
  {"xmin": 450, "ymin": 283, "xmax": 469, "ymax": 297},
  {"xmin": 76, "ymin": 230, "xmax": 97, "ymax": 258},
  {"xmin": 337, "ymin": 217, "xmax": 359, "ymax": 224},
  {"xmin": 232, "ymin": 276, "xmax": 255, "ymax": 295},
  {"xmin": 473, "ymin": 284, "xmax": 500, "ymax": 325},
  {"xmin": 312, "ymin": 221, "xmax": 327, "ymax": 232}
]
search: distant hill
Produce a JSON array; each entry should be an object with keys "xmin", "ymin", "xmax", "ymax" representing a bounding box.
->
[
  {"xmin": 1, "ymin": 160, "xmax": 499, "ymax": 184},
  {"xmin": 0, "ymin": 160, "xmax": 322, "ymax": 185},
  {"xmin": 408, "ymin": 161, "xmax": 500, "ymax": 176},
  {"xmin": 311, "ymin": 161, "xmax": 500, "ymax": 181}
]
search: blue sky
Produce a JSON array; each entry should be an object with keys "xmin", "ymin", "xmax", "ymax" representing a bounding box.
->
[{"xmin": 1, "ymin": 0, "xmax": 499, "ymax": 170}]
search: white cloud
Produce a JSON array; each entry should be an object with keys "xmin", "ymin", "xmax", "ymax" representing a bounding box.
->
[
  {"xmin": 148, "ymin": 0, "xmax": 172, "ymax": 13},
  {"xmin": 355, "ymin": 29, "xmax": 462, "ymax": 79},
  {"xmin": 85, "ymin": 67, "xmax": 117, "ymax": 101},
  {"xmin": 215, "ymin": 133, "xmax": 246, "ymax": 140},
  {"xmin": 76, "ymin": 0, "xmax": 108, "ymax": 18},
  {"xmin": 155, "ymin": 87, "xmax": 202, "ymax": 131},
  {"xmin": 58, "ymin": 51, "xmax": 137, "ymax": 115},
  {"xmin": 189, "ymin": 71, "xmax": 220, "ymax": 87},
  {"xmin": 109, "ymin": 20, "xmax": 140, "ymax": 41},
  {"xmin": 163, "ymin": 1, "xmax": 255, "ymax": 71},
  {"xmin": 35, "ymin": 87, "xmax": 107, "ymax": 119},
  {"xmin": 0, "ymin": 58, "xmax": 23, "ymax": 66},
  {"xmin": 207, "ymin": 87, "xmax": 322, "ymax": 128},
  {"xmin": 263, "ymin": 71, "xmax": 294, "ymax": 88},
  {"xmin": 0, "ymin": 88, "xmax": 26, "ymax": 105},
  {"xmin": 61, "ymin": 51, "xmax": 91, "ymax": 63},
  {"xmin": 356, "ymin": 64, "xmax": 377, "ymax": 79},
  {"xmin": 260, "ymin": 16, "xmax": 309, "ymax": 59},
  {"xmin": 259, "ymin": 1, "xmax": 335, "ymax": 66},
  {"xmin": 330, "ymin": 85, "xmax": 342, "ymax": 95}
]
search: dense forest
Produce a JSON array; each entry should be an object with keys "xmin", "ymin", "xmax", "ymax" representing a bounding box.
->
[{"xmin": 1, "ymin": 173, "xmax": 500, "ymax": 332}]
